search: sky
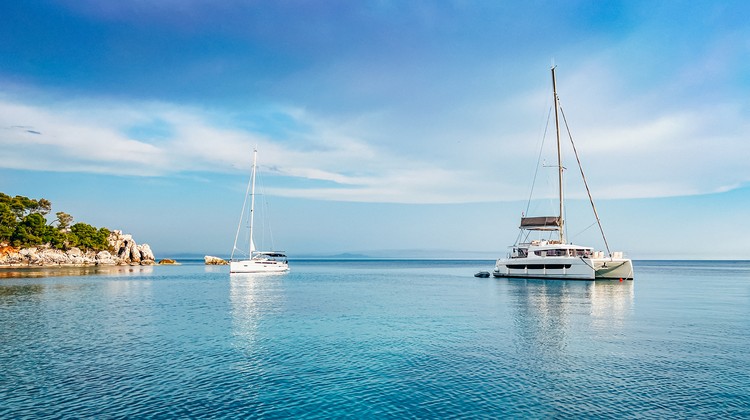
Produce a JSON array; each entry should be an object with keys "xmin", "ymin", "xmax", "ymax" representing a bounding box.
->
[{"xmin": 1, "ymin": 1, "xmax": 749, "ymax": 259}]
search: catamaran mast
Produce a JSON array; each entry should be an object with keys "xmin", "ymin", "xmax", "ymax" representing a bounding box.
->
[{"xmin": 551, "ymin": 66, "xmax": 565, "ymax": 243}]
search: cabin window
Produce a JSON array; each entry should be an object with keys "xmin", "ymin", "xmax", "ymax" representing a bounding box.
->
[
  {"xmin": 539, "ymin": 249, "xmax": 565, "ymax": 257},
  {"xmin": 512, "ymin": 248, "xmax": 528, "ymax": 258},
  {"xmin": 572, "ymin": 249, "xmax": 592, "ymax": 257}
]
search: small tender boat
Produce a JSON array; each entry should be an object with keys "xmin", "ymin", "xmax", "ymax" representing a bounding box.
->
[
  {"xmin": 493, "ymin": 67, "xmax": 634, "ymax": 281},
  {"xmin": 474, "ymin": 271, "xmax": 491, "ymax": 278}
]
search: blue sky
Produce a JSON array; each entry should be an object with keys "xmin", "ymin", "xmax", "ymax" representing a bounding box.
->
[{"xmin": 1, "ymin": 1, "xmax": 749, "ymax": 259}]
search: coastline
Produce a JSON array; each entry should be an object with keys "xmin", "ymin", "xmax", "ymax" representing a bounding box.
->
[{"xmin": 0, "ymin": 230, "xmax": 155, "ymax": 268}]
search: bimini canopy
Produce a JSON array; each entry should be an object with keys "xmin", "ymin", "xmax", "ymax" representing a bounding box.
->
[{"xmin": 520, "ymin": 216, "xmax": 560, "ymax": 230}]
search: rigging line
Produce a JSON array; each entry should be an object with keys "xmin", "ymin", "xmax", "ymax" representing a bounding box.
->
[
  {"xmin": 256, "ymin": 168, "xmax": 266, "ymax": 251},
  {"xmin": 569, "ymin": 221, "xmax": 598, "ymax": 242},
  {"xmin": 579, "ymin": 257, "xmax": 595, "ymax": 270},
  {"xmin": 231, "ymin": 163, "xmax": 254, "ymax": 260},
  {"xmin": 558, "ymin": 104, "xmax": 612, "ymax": 256},
  {"xmin": 525, "ymin": 105, "xmax": 553, "ymax": 216},
  {"xmin": 255, "ymin": 164, "xmax": 279, "ymax": 252},
  {"xmin": 261, "ymin": 171, "xmax": 278, "ymax": 251}
]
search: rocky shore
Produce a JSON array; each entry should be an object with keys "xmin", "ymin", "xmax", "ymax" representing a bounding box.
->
[{"xmin": 0, "ymin": 230, "xmax": 155, "ymax": 267}]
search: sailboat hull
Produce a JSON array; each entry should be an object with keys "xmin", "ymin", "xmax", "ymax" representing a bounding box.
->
[{"xmin": 230, "ymin": 259, "xmax": 289, "ymax": 274}]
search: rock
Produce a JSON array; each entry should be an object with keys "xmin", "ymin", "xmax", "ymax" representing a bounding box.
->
[
  {"xmin": 108, "ymin": 230, "xmax": 132, "ymax": 256},
  {"xmin": 158, "ymin": 259, "xmax": 179, "ymax": 265},
  {"xmin": 65, "ymin": 247, "xmax": 89, "ymax": 264},
  {"xmin": 107, "ymin": 230, "xmax": 155, "ymax": 266},
  {"xmin": 204, "ymin": 255, "xmax": 228, "ymax": 265},
  {"xmin": 138, "ymin": 244, "xmax": 155, "ymax": 261},
  {"xmin": 0, "ymin": 245, "xmax": 23, "ymax": 265},
  {"xmin": 20, "ymin": 247, "xmax": 37, "ymax": 258},
  {"xmin": 40, "ymin": 249, "xmax": 68, "ymax": 265},
  {"xmin": 66, "ymin": 247, "xmax": 83, "ymax": 258},
  {"xmin": 128, "ymin": 241, "xmax": 141, "ymax": 263},
  {"xmin": 96, "ymin": 251, "xmax": 117, "ymax": 265}
]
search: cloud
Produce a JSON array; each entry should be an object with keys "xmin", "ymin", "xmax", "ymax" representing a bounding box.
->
[
  {"xmin": 1, "ymin": 37, "xmax": 749, "ymax": 205},
  {"xmin": 0, "ymin": 100, "xmax": 167, "ymax": 175}
]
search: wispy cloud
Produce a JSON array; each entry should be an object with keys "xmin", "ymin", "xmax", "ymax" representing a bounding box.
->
[{"xmin": 2, "ymin": 56, "xmax": 749, "ymax": 205}]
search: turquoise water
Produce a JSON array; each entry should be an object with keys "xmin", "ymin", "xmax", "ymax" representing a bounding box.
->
[{"xmin": 1, "ymin": 260, "xmax": 749, "ymax": 418}]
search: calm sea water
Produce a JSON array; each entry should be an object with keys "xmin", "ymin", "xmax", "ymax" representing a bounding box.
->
[{"xmin": 1, "ymin": 260, "xmax": 749, "ymax": 418}]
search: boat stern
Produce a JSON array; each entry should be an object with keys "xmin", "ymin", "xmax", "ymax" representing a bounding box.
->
[{"xmin": 592, "ymin": 254, "xmax": 634, "ymax": 280}]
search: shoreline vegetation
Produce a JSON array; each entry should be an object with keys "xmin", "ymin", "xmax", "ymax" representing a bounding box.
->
[{"xmin": 0, "ymin": 193, "xmax": 155, "ymax": 267}]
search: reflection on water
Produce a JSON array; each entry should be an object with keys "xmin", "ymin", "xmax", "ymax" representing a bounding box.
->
[
  {"xmin": 204, "ymin": 265, "xmax": 226, "ymax": 273},
  {"xmin": 229, "ymin": 273, "xmax": 286, "ymax": 353},
  {"xmin": 0, "ymin": 283, "xmax": 45, "ymax": 297},
  {"xmin": 500, "ymin": 279, "xmax": 634, "ymax": 360},
  {"xmin": 0, "ymin": 265, "xmax": 154, "ymax": 279},
  {"xmin": 589, "ymin": 280, "xmax": 635, "ymax": 328}
]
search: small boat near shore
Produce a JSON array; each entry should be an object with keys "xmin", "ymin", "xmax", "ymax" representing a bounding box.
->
[{"xmin": 493, "ymin": 67, "xmax": 634, "ymax": 281}]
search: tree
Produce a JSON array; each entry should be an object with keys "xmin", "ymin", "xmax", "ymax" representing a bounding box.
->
[
  {"xmin": 69, "ymin": 223, "xmax": 110, "ymax": 251},
  {"xmin": 38, "ymin": 198, "xmax": 52, "ymax": 215},
  {"xmin": 11, "ymin": 213, "xmax": 46, "ymax": 246},
  {"xmin": 0, "ymin": 202, "xmax": 16, "ymax": 241},
  {"xmin": 54, "ymin": 212, "xmax": 73, "ymax": 230}
]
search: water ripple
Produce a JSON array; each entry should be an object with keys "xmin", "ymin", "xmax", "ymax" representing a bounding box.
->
[{"xmin": 1, "ymin": 261, "xmax": 749, "ymax": 418}]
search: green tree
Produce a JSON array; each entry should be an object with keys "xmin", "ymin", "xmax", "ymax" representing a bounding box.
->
[
  {"xmin": 11, "ymin": 213, "xmax": 46, "ymax": 246},
  {"xmin": 54, "ymin": 212, "xmax": 74, "ymax": 230},
  {"xmin": 96, "ymin": 227, "xmax": 111, "ymax": 251},
  {"xmin": 38, "ymin": 198, "xmax": 52, "ymax": 215},
  {"xmin": 0, "ymin": 202, "xmax": 16, "ymax": 241},
  {"xmin": 69, "ymin": 223, "xmax": 110, "ymax": 251}
]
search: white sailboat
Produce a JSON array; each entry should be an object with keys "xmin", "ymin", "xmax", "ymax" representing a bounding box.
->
[
  {"xmin": 230, "ymin": 149, "xmax": 289, "ymax": 274},
  {"xmin": 493, "ymin": 67, "xmax": 634, "ymax": 280}
]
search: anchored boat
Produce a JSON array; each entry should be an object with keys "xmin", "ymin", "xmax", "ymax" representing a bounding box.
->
[
  {"xmin": 493, "ymin": 67, "xmax": 634, "ymax": 280},
  {"xmin": 230, "ymin": 149, "xmax": 289, "ymax": 274}
]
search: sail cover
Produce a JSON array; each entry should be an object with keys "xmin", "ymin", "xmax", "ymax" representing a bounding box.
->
[{"xmin": 520, "ymin": 216, "xmax": 561, "ymax": 230}]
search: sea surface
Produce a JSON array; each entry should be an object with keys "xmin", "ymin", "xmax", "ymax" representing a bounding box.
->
[{"xmin": 1, "ymin": 260, "xmax": 749, "ymax": 418}]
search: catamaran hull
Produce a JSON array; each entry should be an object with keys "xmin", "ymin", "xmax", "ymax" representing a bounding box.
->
[
  {"xmin": 592, "ymin": 258, "xmax": 634, "ymax": 280},
  {"xmin": 230, "ymin": 260, "xmax": 289, "ymax": 274},
  {"xmin": 493, "ymin": 257, "xmax": 633, "ymax": 280}
]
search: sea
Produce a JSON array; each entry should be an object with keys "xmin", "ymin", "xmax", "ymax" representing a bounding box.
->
[{"xmin": 1, "ymin": 259, "xmax": 748, "ymax": 418}]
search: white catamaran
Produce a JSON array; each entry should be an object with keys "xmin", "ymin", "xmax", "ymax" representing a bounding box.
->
[
  {"xmin": 230, "ymin": 149, "xmax": 289, "ymax": 274},
  {"xmin": 493, "ymin": 67, "xmax": 634, "ymax": 280}
]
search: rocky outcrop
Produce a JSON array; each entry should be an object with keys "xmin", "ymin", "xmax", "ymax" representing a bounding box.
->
[
  {"xmin": 158, "ymin": 258, "xmax": 179, "ymax": 265},
  {"xmin": 204, "ymin": 255, "xmax": 228, "ymax": 265},
  {"xmin": 0, "ymin": 230, "xmax": 156, "ymax": 267},
  {"xmin": 107, "ymin": 230, "xmax": 155, "ymax": 266}
]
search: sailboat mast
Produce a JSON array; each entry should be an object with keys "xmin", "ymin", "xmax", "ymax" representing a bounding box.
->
[
  {"xmin": 551, "ymin": 66, "xmax": 565, "ymax": 243},
  {"xmin": 248, "ymin": 148, "xmax": 258, "ymax": 255}
]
